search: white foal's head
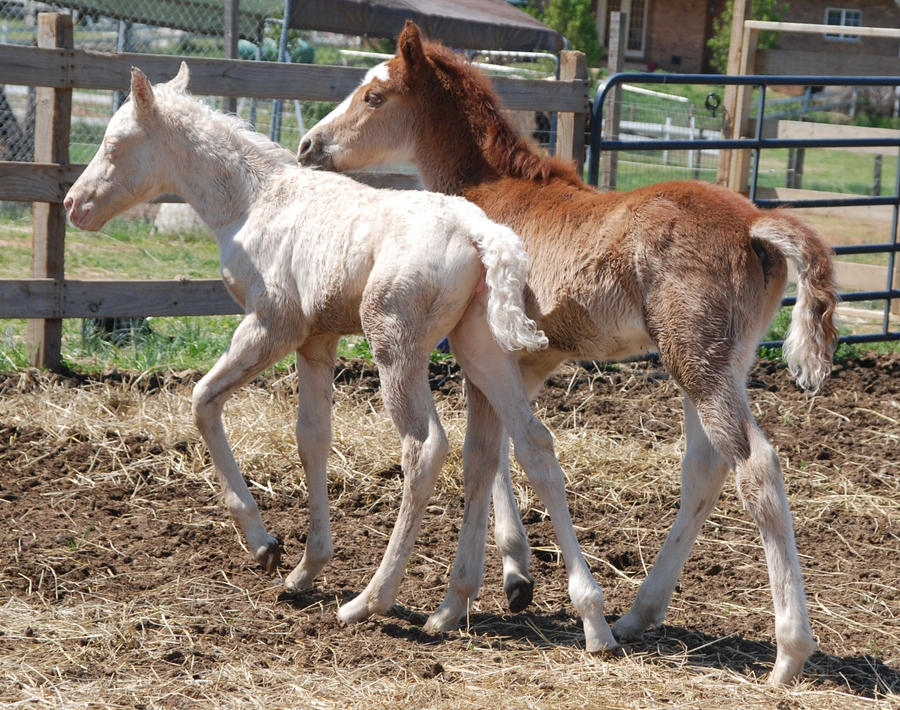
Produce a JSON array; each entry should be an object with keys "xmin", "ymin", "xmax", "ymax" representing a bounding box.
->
[{"xmin": 64, "ymin": 63, "xmax": 191, "ymax": 231}]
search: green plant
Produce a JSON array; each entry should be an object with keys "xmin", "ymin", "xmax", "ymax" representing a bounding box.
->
[
  {"xmin": 524, "ymin": 0, "xmax": 603, "ymax": 66},
  {"xmin": 708, "ymin": 0, "xmax": 788, "ymax": 74}
]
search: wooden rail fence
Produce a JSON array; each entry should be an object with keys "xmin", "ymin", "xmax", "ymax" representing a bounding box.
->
[{"xmin": 0, "ymin": 13, "xmax": 588, "ymax": 369}]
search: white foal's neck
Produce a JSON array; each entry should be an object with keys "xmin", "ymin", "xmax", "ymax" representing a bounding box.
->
[{"xmin": 154, "ymin": 88, "xmax": 296, "ymax": 234}]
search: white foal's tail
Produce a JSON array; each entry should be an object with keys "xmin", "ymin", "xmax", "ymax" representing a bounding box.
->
[
  {"xmin": 464, "ymin": 211, "xmax": 548, "ymax": 352},
  {"xmin": 751, "ymin": 213, "xmax": 840, "ymax": 392}
]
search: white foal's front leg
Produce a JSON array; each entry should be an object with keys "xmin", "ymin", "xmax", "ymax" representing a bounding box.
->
[
  {"xmin": 446, "ymin": 302, "xmax": 616, "ymax": 652},
  {"xmin": 425, "ymin": 381, "xmax": 503, "ymax": 632},
  {"xmin": 337, "ymin": 354, "xmax": 449, "ymax": 625},
  {"xmin": 285, "ymin": 335, "xmax": 339, "ymax": 592},
  {"xmin": 192, "ymin": 313, "xmax": 294, "ymax": 572}
]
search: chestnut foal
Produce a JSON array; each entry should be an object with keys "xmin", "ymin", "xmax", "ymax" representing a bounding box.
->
[{"xmin": 298, "ymin": 21, "xmax": 839, "ymax": 685}]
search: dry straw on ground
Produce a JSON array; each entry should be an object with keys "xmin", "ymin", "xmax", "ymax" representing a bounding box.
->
[{"xmin": 0, "ymin": 355, "xmax": 897, "ymax": 708}]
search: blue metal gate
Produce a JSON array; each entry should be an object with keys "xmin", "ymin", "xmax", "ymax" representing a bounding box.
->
[{"xmin": 588, "ymin": 73, "xmax": 900, "ymax": 347}]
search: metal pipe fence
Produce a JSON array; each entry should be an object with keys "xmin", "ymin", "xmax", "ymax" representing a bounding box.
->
[{"xmin": 589, "ymin": 72, "xmax": 900, "ymax": 347}]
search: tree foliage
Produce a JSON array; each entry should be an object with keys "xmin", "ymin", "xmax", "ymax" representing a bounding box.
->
[
  {"xmin": 708, "ymin": 0, "xmax": 788, "ymax": 73},
  {"xmin": 525, "ymin": 0, "xmax": 603, "ymax": 66}
]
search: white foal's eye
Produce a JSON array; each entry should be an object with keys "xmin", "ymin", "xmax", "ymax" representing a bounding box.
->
[{"xmin": 104, "ymin": 141, "xmax": 118, "ymax": 157}]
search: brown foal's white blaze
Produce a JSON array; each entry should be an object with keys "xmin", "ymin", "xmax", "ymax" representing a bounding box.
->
[
  {"xmin": 299, "ymin": 20, "xmax": 840, "ymax": 686},
  {"xmin": 298, "ymin": 61, "xmax": 415, "ymax": 171}
]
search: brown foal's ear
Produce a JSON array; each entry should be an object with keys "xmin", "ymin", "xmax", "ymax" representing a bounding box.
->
[
  {"xmin": 130, "ymin": 67, "xmax": 155, "ymax": 117},
  {"xmin": 398, "ymin": 20, "xmax": 426, "ymax": 74}
]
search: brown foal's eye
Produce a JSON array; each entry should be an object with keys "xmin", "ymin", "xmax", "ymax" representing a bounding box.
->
[{"xmin": 365, "ymin": 91, "xmax": 384, "ymax": 108}]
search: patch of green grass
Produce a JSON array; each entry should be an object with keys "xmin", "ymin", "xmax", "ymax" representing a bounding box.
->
[
  {"xmin": 757, "ymin": 147, "xmax": 897, "ymax": 197},
  {"xmin": 759, "ymin": 305, "xmax": 900, "ymax": 364},
  {"xmin": 0, "ymin": 315, "xmax": 248, "ymax": 373},
  {"xmin": 1, "ymin": 212, "xmax": 463, "ymax": 373}
]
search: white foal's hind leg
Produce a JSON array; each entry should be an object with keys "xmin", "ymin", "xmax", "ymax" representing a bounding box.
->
[
  {"xmin": 337, "ymin": 351, "xmax": 449, "ymax": 625},
  {"xmin": 285, "ymin": 335, "xmax": 339, "ymax": 592},
  {"xmin": 613, "ymin": 395, "xmax": 729, "ymax": 641},
  {"xmin": 192, "ymin": 313, "xmax": 295, "ymax": 572},
  {"xmin": 445, "ymin": 300, "xmax": 616, "ymax": 652},
  {"xmin": 425, "ymin": 381, "xmax": 503, "ymax": 632}
]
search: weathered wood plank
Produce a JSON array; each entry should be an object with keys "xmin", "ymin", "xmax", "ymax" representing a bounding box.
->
[
  {"xmin": 63, "ymin": 279, "xmax": 242, "ymax": 317},
  {"xmin": 0, "ymin": 279, "xmax": 60, "ymax": 318},
  {"xmin": 0, "ymin": 162, "xmax": 83, "ymax": 202},
  {"xmin": 0, "ymin": 44, "xmax": 587, "ymax": 112},
  {"xmin": 717, "ymin": 0, "xmax": 750, "ymax": 185},
  {"xmin": 746, "ymin": 20, "xmax": 900, "ymax": 39},
  {"xmin": 0, "ymin": 164, "xmax": 422, "ymax": 202},
  {"xmin": 776, "ymin": 120, "xmax": 900, "ymax": 156},
  {"xmin": 555, "ymin": 50, "xmax": 587, "ymax": 173},
  {"xmin": 754, "ymin": 186, "xmax": 897, "ymax": 219},
  {"xmin": 0, "ymin": 279, "xmax": 241, "ymax": 318},
  {"xmin": 0, "ymin": 163, "xmax": 419, "ymax": 204}
]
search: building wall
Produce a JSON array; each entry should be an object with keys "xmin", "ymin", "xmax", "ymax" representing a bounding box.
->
[
  {"xmin": 595, "ymin": 1, "xmax": 900, "ymax": 74},
  {"xmin": 644, "ymin": 0, "xmax": 713, "ymax": 72},
  {"xmin": 595, "ymin": 0, "xmax": 726, "ymax": 73},
  {"xmin": 779, "ymin": 0, "xmax": 900, "ymax": 57}
]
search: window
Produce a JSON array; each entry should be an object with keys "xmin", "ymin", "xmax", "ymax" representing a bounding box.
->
[
  {"xmin": 824, "ymin": 8, "xmax": 862, "ymax": 41},
  {"xmin": 596, "ymin": 0, "xmax": 650, "ymax": 58}
]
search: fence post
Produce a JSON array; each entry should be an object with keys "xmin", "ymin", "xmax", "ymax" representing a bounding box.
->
[
  {"xmin": 555, "ymin": 50, "xmax": 587, "ymax": 176},
  {"xmin": 787, "ymin": 147, "xmax": 804, "ymax": 188},
  {"xmin": 26, "ymin": 12, "xmax": 72, "ymax": 370},
  {"xmin": 873, "ymin": 154, "xmax": 882, "ymax": 196},
  {"xmin": 717, "ymin": 0, "xmax": 751, "ymax": 186},
  {"xmin": 601, "ymin": 11, "xmax": 626, "ymax": 191},
  {"xmin": 727, "ymin": 24, "xmax": 758, "ymax": 194}
]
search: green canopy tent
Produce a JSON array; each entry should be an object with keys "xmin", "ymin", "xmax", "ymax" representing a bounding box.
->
[
  {"xmin": 286, "ymin": 0, "xmax": 564, "ymax": 53},
  {"xmin": 52, "ymin": 0, "xmax": 562, "ymax": 52}
]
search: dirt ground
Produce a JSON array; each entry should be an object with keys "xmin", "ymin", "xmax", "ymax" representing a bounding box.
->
[{"xmin": 0, "ymin": 354, "xmax": 897, "ymax": 708}]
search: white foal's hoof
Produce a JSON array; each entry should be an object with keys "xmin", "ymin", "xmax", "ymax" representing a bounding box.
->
[
  {"xmin": 284, "ymin": 566, "xmax": 315, "ymax": 593},
  {"xmin": 768, "ymin": 640, "xmax": 814, "ymax": 686},
  {"xmin": 423, "ymin": 605, "xmax": 462, "ymax": 634},
  {"xmin": 611, "ymin": 611, "xmax": 648, "ymax": 642},
  {"xmin": 337, "ymin": 594, "xmax": 375, "ymax": 625},
  {"xmin": 584, "ymin": 614, "xmax": 620, "ymax": 655},
  {"xmin": 254, "ymin": 536, "xmax": 282, "ymax": 574}
]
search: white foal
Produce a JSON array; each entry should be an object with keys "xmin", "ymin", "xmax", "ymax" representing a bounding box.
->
[{"xmin": 63, "ymin": 63, "xmax": 616, "ymax": 650}]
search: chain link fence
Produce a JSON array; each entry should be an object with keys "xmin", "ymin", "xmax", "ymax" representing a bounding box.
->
[
  {"xmin": 0, "ymin": 1, "xmax": 560, "ymax": 174},
  {"xmin": 0, "ymin": 0, "xmax": 339, "ymax": 170},
  {"xmin": 600, "ymin": 82, "xmax": 726, "ymax": 190}
]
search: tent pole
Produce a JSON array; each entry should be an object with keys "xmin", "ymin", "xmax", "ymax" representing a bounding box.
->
[{"xmin": 270, "ymin": 0, "xmax": 292, "ymax": 143}]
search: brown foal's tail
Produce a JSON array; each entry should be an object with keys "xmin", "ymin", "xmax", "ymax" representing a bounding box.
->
[{"xmin": 751, "ymin": 212, "xmax": 840, "ymax": 391}]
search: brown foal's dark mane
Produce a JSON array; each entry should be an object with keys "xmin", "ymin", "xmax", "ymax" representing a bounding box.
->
[{"xmin": 422, "ymin": 41, "xmax": 582, "ymax": 185}]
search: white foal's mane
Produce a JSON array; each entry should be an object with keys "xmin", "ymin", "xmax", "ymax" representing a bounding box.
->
[{"xmin": 152, "ymin": 83, "xmax": 297, "ymax": 181}]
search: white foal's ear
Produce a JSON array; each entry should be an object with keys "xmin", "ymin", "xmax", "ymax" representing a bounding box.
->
[
  {"xmin": 130, "ymin": 67, "xmax": 155, "ymax": 117},
  {"xmin": 169, "ymin": 61, "xmax": 191, "ymax": 93}
]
